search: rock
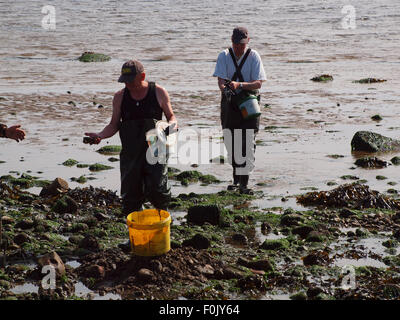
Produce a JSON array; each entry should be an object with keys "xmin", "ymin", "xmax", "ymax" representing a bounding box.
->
[
  {"xmin": 1, "ymin": 216, "xmax": 14, "ymax": 225},
  {"xmin": 354, "ymin": 157, "xmax": 388, "ymax": 168},
  {"xmin": 355, "ymin": 228, "xmax": 369, "ymax": 237},
  {"xmin": 353, "ymin": 78, "xmax": 386, "ymax": 84},
  {"xmin": 137, "ymin": 268, "xmax": 154, "ymax": 282},
  {"xmin": 237, "ymin": 257, "xmax": 274, "ymax": 272},
  {"xmin": 94, "ymin": 211, "xmax": 109, "ymax": 221},
  {"xmin": 306, "ymin": 231, "xmax": 326, "ymax": 242},
  {"xmin": 182, "ymin": 234, "xmax": 210, "ymax": 249},
  {"xmin": 260, "ymin": 239, "xmax": 289, "ymax": 250},
  {"xmin": 351, "ymin": 131, "xmax": 400, "ymax": 153},
  {"xmin": 15, "ymin": 219, "xmax": 34, "ymax": 230},
  {"xmin": 37, "ymin": 251, "xmax": 66, "ymax": 277},
  {"xmin": 393, "ymin": 229, "xmax": 400, "ymax": 240},
  {"xmin": 302, "ymin": 251, "xmax": 330, "ymax": 266},
  {"xmin": 40, "ymin": 177, "xmax": 69, "ymax": 197},
  {"xmin": 52, "ymin": 196, "xmax": 78, "ymax": 214},
  {"xmin": 307, "ymin": 287, "xmax": 324, "ymax": 298},
  {"xmin": 371, "ymin": 115, "xmax": 383, "ymax": 121},
  {"xmin": 292, "ymin": 225, "xmax": 315, "ymax": 239},
  {"xmin": 13, "ymin": 233, "xmax": 30, "ymax": 245},
  {"xmin": 78, "ymin": 52, "xmax": 111, "ymax": 62},
  {"xmin": 290, "ymin": 291, "xmax": 307, "ymax": 300},
  {"xmin": 231, "ymin": 233, "xmax": 248, "ymax": 244},
  {"xmin": 79, "ymin": 235, "xmax": 100, "ymax": 251},
  {"xmin": 196, "ymin": 264, "xmax": 214, "ymax": 276},
  {"xmin": 149, "ymin": 260, "xmax": 163, "ymax": 273},
  {"xmin": 84, "ymin": 265, "xmax": 105, "ymax": 279},
  {"xmin": 340, "ymin": 208, "xmax": 356, "ymax": 218},
  {"xmin": 310, "ymin": 74, "xmax": 333, "ymax": 82},
  {"xmin": 391, "ymin": 157, "xmax": 400, "ymax": 165},
  {"xmin": 187, "ymin": 205, "xmax": 221, "ymax": 226},
  {"xmin": 261, "ymin": 222, "xmax": 271, "ymax": 232},
  {"xmin": 280, "ymin": 214, "xmax": 303, "ymax": 227},
  {"xmin": 68, "ymin": 235, "xmax": 84, "ymax": 244}
]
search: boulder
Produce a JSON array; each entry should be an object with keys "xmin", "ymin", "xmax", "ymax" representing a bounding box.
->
[
  {"xmin": 182, "ymin": 234, "xmax": 210, "ymax": 249},
  {"xmin": 52, "ymin": 196, "xmax": 78, "ymax": 214},
  {"xmin": 187, "ymin": 205, "xmax": 221, "ymax": 226},
  {"xmin": 351, "ymin": 131, "xmax": 400, "ymax": 153},
  {"xmin": 40, "ymin": 177, "xmax": 69, "ymax": 197},
  {"xmin": 37, "ymin": 251, "xmax": 66, "ymax": 277},
  {"xmin": 354, "ymin": 157, "xmax": 388, "ymax": 168},
  {"xmin": 79, "ymin": 235, "xmax": 100, "ymax": 251},
  {"xmin": 237, "ymin": 257, "xmax": 274, "ymax": 272}
]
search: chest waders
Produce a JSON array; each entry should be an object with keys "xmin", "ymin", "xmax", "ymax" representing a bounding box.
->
[
  {"xmin": 119, "ymin": 83, "xmax": 171, "ymax": 215},
  {"xmin": 220, "ymin": 48, "xmax": 260, "ymax": 190}
]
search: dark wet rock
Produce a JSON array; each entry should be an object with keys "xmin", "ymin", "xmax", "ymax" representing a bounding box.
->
[
  {"xmin": 290, "ymin": 291, "xmax": 307, "ymax": 300},
  {"xmin": 62, "ymin": 159, "xmax": 78, "ymax": 167},
  {"xmin": 237, "ymin": 274, "xmax": 266, "ymax": 291},
  {"xmin": 78, "ymin": 52, "xmax": 111, "ymax": 62},
  {"xmin": 353, "ymin": 78, "xmax": 387, "ymax": 84},
  {"xmin": 89, "ymin": 163, "xmax": 113, "ymax": 172},
  {"xmin": 13, "ymin": 233, "xmax": 30, "ymax": 245},
  {"xmin": 347, "ymin": 231, "xmax": 356, "ymax": 237},
  {"xmin": 391, "ymin": 157, "xmax": 400, "ymax": 165},
  {"xmin": 311, "ymin": 74, "xmax": 333, "ymax": 82},
  {"xmin": 292, "ymin": 225, "xmax": 315, "ymax": 239},
  {"xmin": 149, "ymin": 260, "xmax": 163, "ymax": 273},
  {"xmin": 261, "ymin": 222, "xmax": 271, "ymax": 232},
  {"xmin": 382, "ymin": 240, "xmax": 398, "ymax": 248},
  {"xmin": 237, "ymin": 257, "xmax": 274, "ymax": 272},
  {"xmin": 182, "ymin": 234, "xmax": 210, "ymax": 249},
  {"xmin": 371, "ymin": 115, "xmax": 383, "ymax": 121},
  {"xmin": 1, "ymin": 216, "xmax": 14, "ymax": 225},
  {"xmin": 196, "ymin": 264, "xmax": 215, "ymax": 276},
  {"xmin": 351, "ymin": 131, "xmax": 400, "ymax": 153},
  {"xmin": 187, "ymin": 205, "xmax": 221, "ymax": 226},
  {"xmin": 354, "ymin": 157, "xmax": 388, "ymax": 168},
  {"xmin": 306, "ymin": 231, "xmax": 326, "ymax": 242},
  {"xmin": 15, "ymin": 219, "xmax": 34, "ymax": 230},
  {"xmin": 260, "ymin": 238, "xmax": 289, "ymax": 250},
  {"xmin": 52, "ymin": 195, "xmax": 78, "ymax": 214},
  {"xmin": 393, "ymin": 229, "xmax": 400, "ymax": 240},
  {"xmin": 137, "ymin": 268, "xmax": 155, "ymax": 282},
  {"xmin": 302, "ymin": 250, "xmax": 330, "ymax": 266},
  {"xmin": 340, "ymin": 208, "xmax": 357, "ymax": 218},
  {"xmin": 79, "ymin": 235, "xmax": 100, "ymax": 251},
  {"xmin": 376, "ymin": 175, "xmax": 387, "ymax": 180},
  {"xmin": 355, "ymin": 228, "xmax": 369, "ymax": 238},
  {"xmin": 68, "ymin": 235, "xmax": 84, "ymax": 244},
  {"xmin": 37, "ymin": 251, "xmax": 66, "ymax": 277},
  {"xmin": 232, "ymin": 233, "xmax": 248, "ymax": 244},
  {"xmin": 40, "ymin": 177, "xmax": 69, "ymax": 197},
  {"xmin": 297, "ymin": 183, "xmax": 400, "ymax": 210},
  {"xmin": 280, "ymin": 213, "xmax": 303, "ymax": 226},
  {"xmin": 85, "ymin": 265, "xmax": 105, "ymax": 279},
  {"xmin": 175, "ymin": 170, "xmax": 220, "ymax": 186}
]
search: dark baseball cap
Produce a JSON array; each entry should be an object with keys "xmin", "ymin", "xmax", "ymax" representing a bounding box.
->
[
  {"xmin": 118, "ymin": 60, "xmax": 144, "ymax": 83},
  {"xmin": 232, "ymin": 27, "xmax": 249, "ymax": 44}
]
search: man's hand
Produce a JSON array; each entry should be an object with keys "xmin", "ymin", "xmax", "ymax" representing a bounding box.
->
[
  {"xmin": 84, "ymin": 132, "xmax": 102, "ymax": 145},
  {"xmin": 6, "ymin": 125, "xmax": 25, "ymax": 142},
  {"xmin": 228, "ymin": 81, "xmax": 241, "ymax": 91}
]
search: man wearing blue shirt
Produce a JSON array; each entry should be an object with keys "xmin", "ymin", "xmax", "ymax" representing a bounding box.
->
[{"xmin": 213, "ymin": 26, "xmax": 266, "ymax": 194}]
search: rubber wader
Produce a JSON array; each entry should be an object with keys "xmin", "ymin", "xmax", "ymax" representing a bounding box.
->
[{"xmin": 119, "ymin": 118, "xmax": 171, "ymax": 215}]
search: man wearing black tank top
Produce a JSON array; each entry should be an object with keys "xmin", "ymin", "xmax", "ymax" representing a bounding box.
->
[
  {"xmin": 213, "ymin": 27, "xmax": 266, "ymax": 194},
  {"xmin": 85, "ymin": 60, "xmax": 177, "ymax": 216}
]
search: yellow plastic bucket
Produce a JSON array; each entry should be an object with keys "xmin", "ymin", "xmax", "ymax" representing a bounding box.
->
[{"xmin": 126, "ymin": 209, "xmax": 171, "ymax": 257}]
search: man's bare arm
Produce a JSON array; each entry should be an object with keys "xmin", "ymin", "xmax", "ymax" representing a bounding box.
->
[
  {"xmin": 155, "ymin": 85, "xmax": 177, "ymax": 125},
  {"xmin": 84, "ymin": 90, "xmax": 123, "ymax": 143}
]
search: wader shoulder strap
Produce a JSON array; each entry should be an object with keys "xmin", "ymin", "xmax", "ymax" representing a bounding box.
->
[{"xmin": 229, "ymin": 48, "xmax": 251, "ymax": 82}]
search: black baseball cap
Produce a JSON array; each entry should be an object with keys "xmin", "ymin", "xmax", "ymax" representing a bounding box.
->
[
  {"xmin": 118, "ymin": 60, "xmax": 144, "ymax": 83},
  {"xmin": 232, "ymin": 26, "xmax": 249, "ymax": 44}
]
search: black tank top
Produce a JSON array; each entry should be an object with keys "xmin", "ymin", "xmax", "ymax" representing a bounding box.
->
[{"xmin": 121, "ymin": 82, "xmax": 163, "ymax": 122}]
